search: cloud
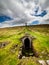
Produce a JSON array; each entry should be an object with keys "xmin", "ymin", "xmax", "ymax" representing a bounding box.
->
[
  {"xmin": 31, "ymin": 10, "xmax": 47, "ymax": 17},
  {"xmin": 0, "ymin": 0, "xmax": 49, "ymax": 27}
]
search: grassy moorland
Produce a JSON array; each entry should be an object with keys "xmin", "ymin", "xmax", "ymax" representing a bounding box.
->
[{"xmin": 0, "ymin": 24, "xmax": 49, "ymax": 65}]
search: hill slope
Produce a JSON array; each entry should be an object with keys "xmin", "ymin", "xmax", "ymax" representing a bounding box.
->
[{"xmin": 0, "ymin": 24, "xmax": 49, "ymax": 65}]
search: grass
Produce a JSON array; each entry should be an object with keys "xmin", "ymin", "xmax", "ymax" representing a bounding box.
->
[{"xmin": 0, "ymin": 25, "xmax": 49, "ymax": 65}]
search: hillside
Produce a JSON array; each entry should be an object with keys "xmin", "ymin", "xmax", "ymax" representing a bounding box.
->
[{"xmin": 0, "ymin": 24, "xmax": 49, "ymax": 65}]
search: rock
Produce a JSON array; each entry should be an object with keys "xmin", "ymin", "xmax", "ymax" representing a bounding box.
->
[
  {"xmin": 22, "ymin": 56, "xmax": 25, "ymax": 59},
  {"xmin": 46, "ymin": 60, "xmax": 49, "ymax": 65},
  {"xmin": 38, "ymin": 60, "xmax": 47, "ymax": 65},
  {"xmin": 19, "ymin": 46, "xmax": 22, "ymax": 50},
  {"xmin": 0, "ymin": 42, "xmax": 5, "ymax": 48},
  {"xmin": 19, "ymin": 48, "xmax": 22, "ymax": 51},
  {"xmin": 18, "ymin": 54, "xmax": 22, "ymax": 59},
  {"xmin": 18, "ymin": 51, "xmax": 22, "ymax": 59},
  {"xmin": 0, "ymin": 41, "xmax": 9, "ymax": 48},
  {"xmin": 19, "ymin": 51, "xmax": 22, "ymax": 54}
]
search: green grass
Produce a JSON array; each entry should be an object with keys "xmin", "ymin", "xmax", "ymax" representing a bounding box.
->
[{"xmin": 0, "ymin": 26, "xmax": 49, "ymax": 65}]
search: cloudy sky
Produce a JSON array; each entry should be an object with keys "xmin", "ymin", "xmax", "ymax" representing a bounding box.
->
[{"xmin": 0, "ymin": 0, "xmax": 49, "ymax": 28}]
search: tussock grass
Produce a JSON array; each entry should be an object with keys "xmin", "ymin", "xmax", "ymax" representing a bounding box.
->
[{"xmin": 0, "ymin": 25, "xmax": 49, "ymax": 65}]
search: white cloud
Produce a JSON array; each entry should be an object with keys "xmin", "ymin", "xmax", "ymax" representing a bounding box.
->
[{"xmin": 0, "ymin": 0, "xmax": 49, "ymax": 28}]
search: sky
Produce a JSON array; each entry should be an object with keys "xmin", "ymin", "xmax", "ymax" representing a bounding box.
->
[{"xmin": 0, "ymin": 0, "xmax": 49, "ymax": 28}]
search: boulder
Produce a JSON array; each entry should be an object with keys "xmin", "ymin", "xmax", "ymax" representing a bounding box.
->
[
  {"xmin": 38, "ymin": 60, "xmax": 47, "ymax": 65},
  {"xmin": 22, "ymin": 56, "xmax": 25, "ymax": 59},
  {"xmin": 46, "ymin": 60, "xmax": 49, "ymax": 65}
]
